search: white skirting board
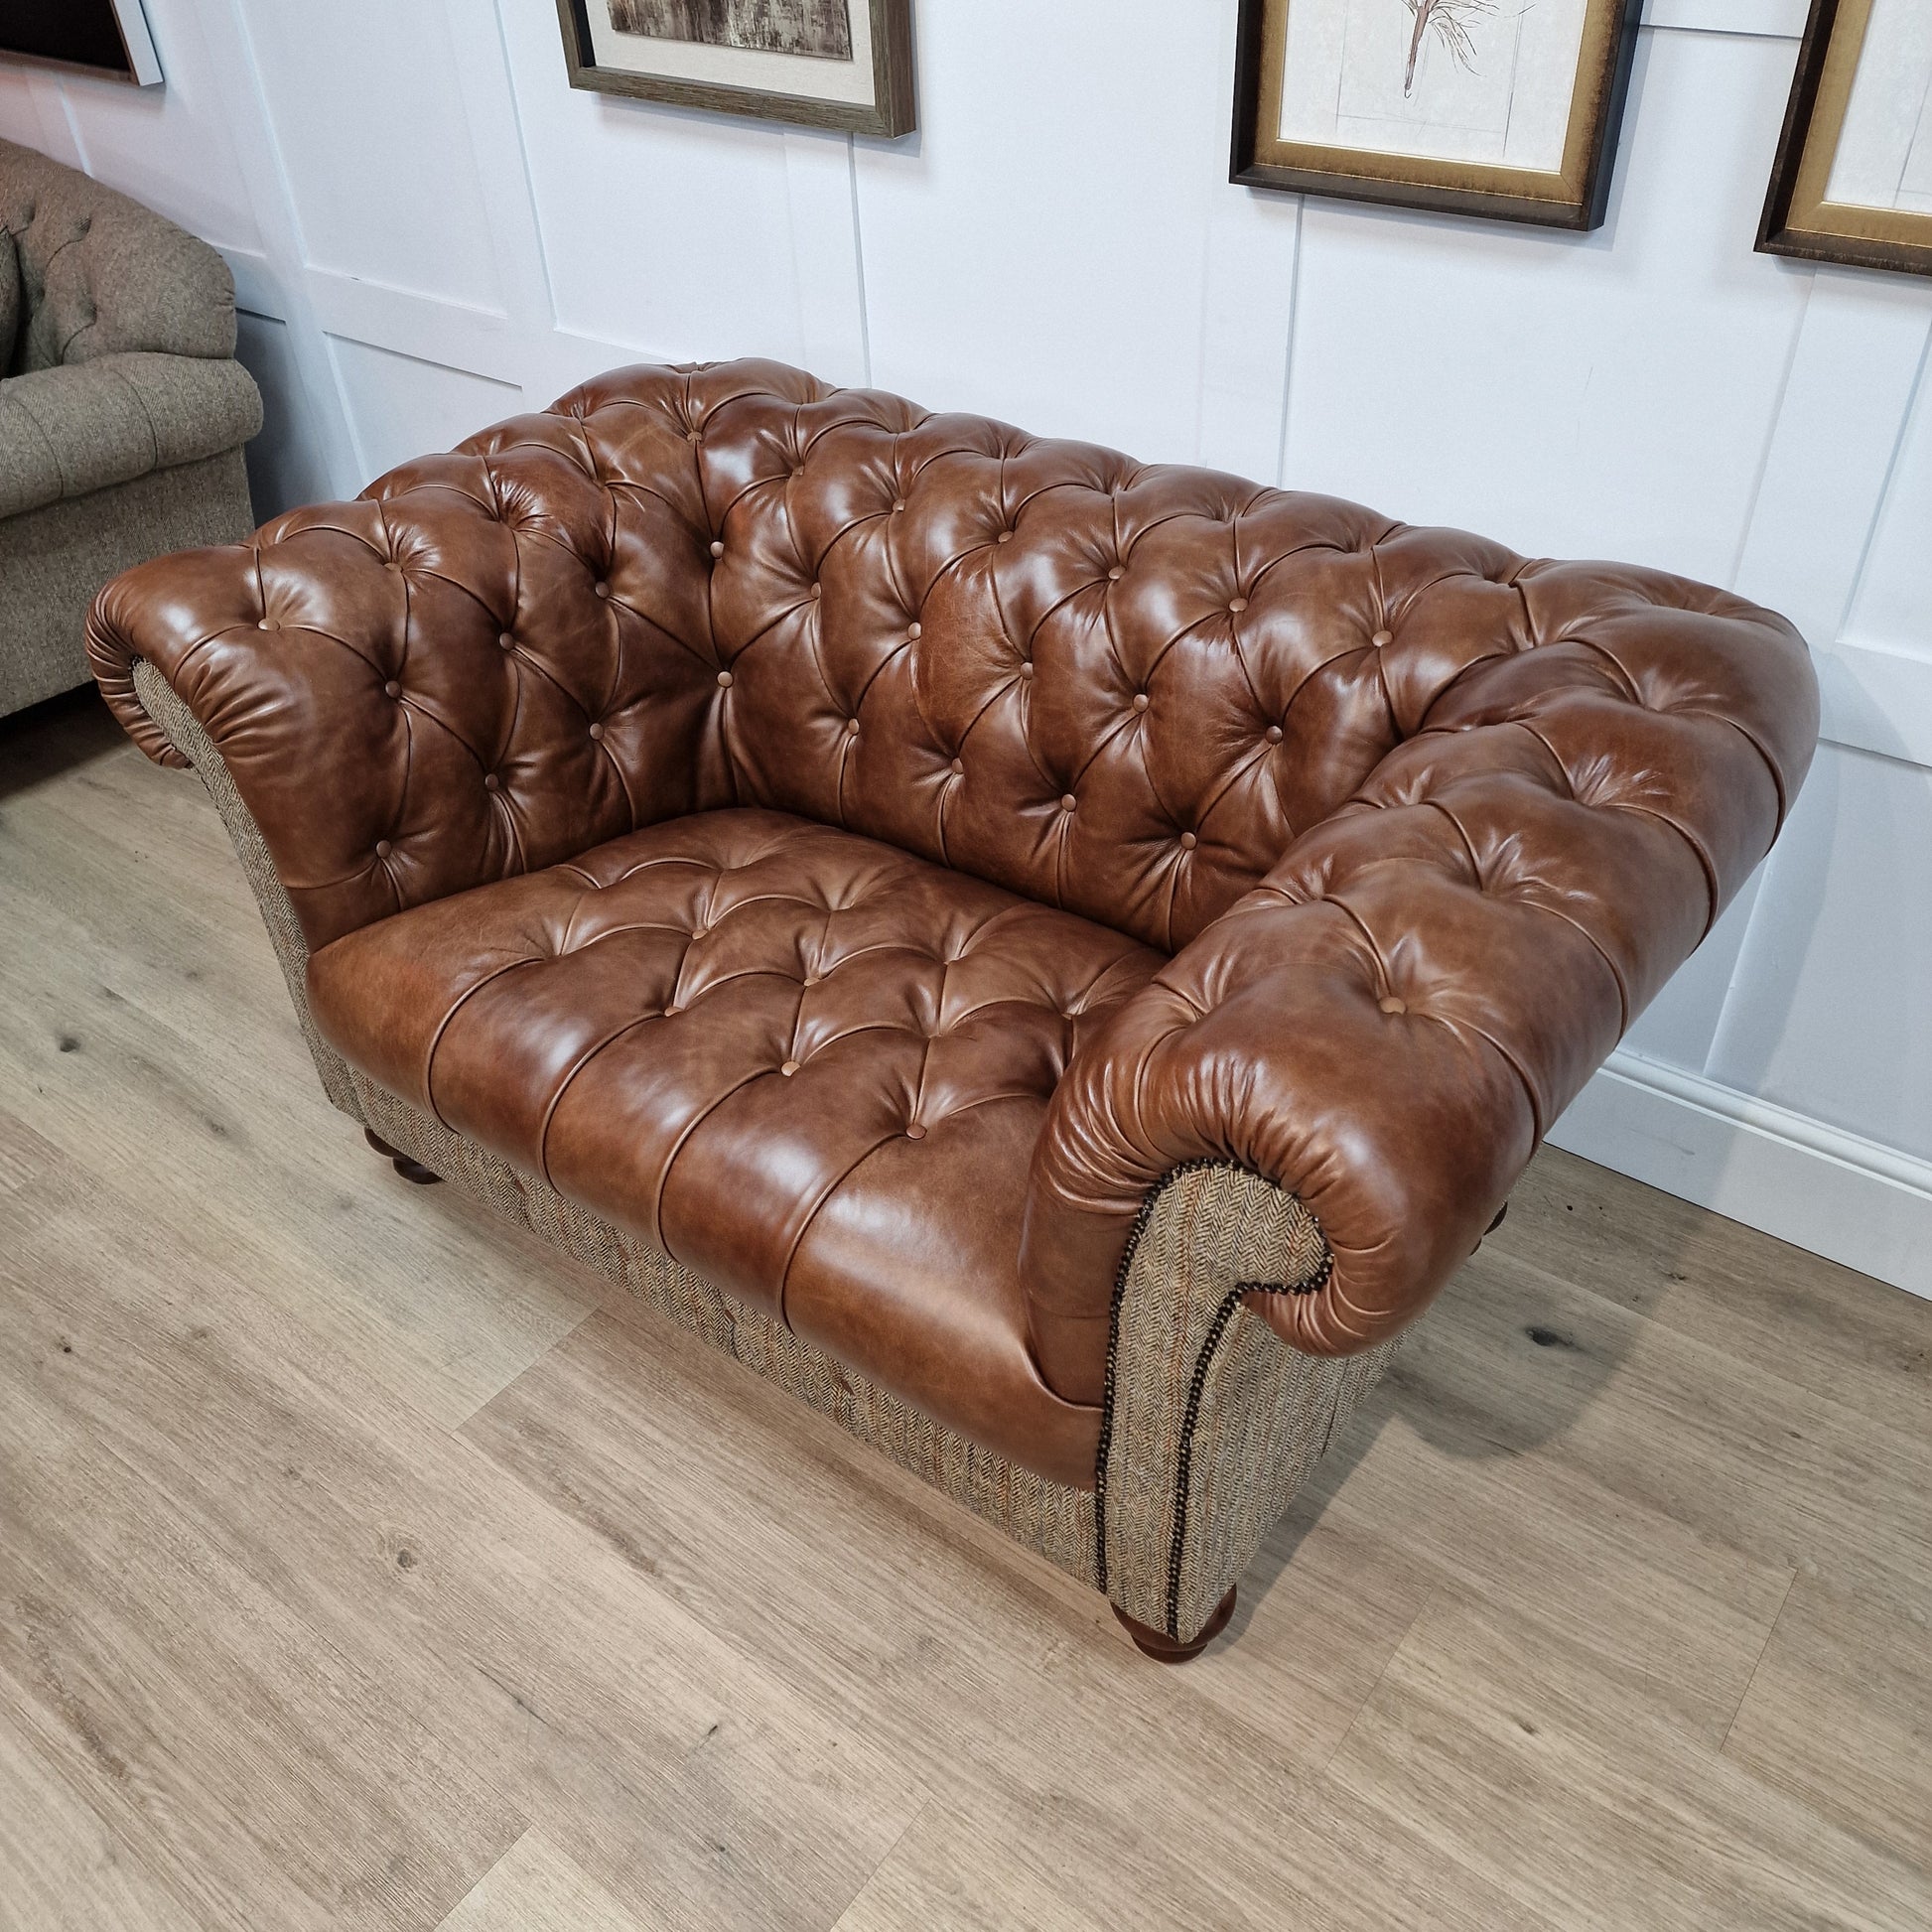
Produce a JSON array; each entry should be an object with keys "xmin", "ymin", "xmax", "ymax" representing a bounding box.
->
[{"xmin": 1549, "ymin": 1050, "xmax": 1932, "ymax": 1303}]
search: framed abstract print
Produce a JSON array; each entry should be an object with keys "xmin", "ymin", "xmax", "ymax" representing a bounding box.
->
[
  {"xmin": 1230, "ymin": 0, "xmax": 1643, "ymax": 229},
  {"xmin": 1758, "ymin": 0, "xmax": 1932, "ymax": 278},
  {"xmin": 555, "ymin": 0, "xmax": 914, "ymax": 138}
]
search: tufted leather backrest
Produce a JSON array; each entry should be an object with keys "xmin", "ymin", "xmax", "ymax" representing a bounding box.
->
[
  {"xmin": 440, "ymin": 360, "xmax": 1822, "ymax": 958},
  {"xmin": 642, "ymin": 367, "xmax": 1393, "ymax": 953},
  {"xmin": 0, "ymin": 137, "xmax": 237, "ymax": 376},
  {"xmin": 91, "ymin": 356, "xmax": 1811, "ymax": 963}
]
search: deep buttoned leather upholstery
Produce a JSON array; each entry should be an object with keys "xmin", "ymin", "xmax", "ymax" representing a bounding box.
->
[
  {"xmin": 1021, "ymin": 581, "xmax": 1815, "ymax": 1395},
  {"xmin": 89, "ymin": 357, "xmax": 1819, "ymax": 1438},
  {"xmin": 306, "ymin": 807, "xmax": 1156, "ymax": 1485}
]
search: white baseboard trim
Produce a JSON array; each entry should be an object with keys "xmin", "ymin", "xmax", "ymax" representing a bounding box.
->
[{"xmin": 1547, "ymin": 1049, "xmax": 1932, "ymax": 1302}]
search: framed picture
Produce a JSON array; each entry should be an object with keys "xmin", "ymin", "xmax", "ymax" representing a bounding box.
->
[
  {"xmin": 554, "ymin": 0, "xmax": 913, "ymax": 138},
  {"xmin": 0, "ymin": 0, "xmax": 162, "ymax": 87},
  {"xmin": 1758, "ymin": 0, "xmax": 1932, "ymax": 279},
  {"xmin": 1230, "ymin": 0, "xmax": 1643, "ymax": 229}
]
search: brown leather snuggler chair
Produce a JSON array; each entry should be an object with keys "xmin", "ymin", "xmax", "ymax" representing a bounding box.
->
[{"xmin": 87, "ymin": 360, "xmax": 1819, "ymax": 1661}]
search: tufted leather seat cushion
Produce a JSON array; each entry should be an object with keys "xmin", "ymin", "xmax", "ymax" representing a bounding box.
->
[{"xmin": 306, "ymin": 806, "xmax": 1160, "ymax": 1485}]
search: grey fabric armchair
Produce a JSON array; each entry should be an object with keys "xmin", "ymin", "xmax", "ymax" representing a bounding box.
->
[{"xmin": 1, "ymin": 136, "xmax": 261, "ymax": 721}]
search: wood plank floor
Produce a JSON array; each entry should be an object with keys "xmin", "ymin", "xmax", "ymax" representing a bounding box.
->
[{"xmin": 2, "ymin": 687, "xmax": 1928, "ymax": 1930}]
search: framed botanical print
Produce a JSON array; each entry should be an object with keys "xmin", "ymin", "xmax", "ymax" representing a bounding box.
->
[
  {"xmin": 1758, "ymin": 0, "xmax": 1932, "ymax": 279},
  {"xmin": 555, "ymin": 0, "xmax": 914, "ymax": 138},
  {"xmin": 1230, "ymin": 0, "xmax": 1643, "ymax": 229}
]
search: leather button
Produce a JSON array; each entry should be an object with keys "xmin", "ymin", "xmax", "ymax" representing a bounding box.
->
[
  {"xmin": 780, "ymin": 1059, "xmax": 800, "ymax": 1077},
  {"xmin": 594, "ymin": 581, "xmax": 611, "ymax": 598},
  {"xmin": 498, "ymin": 631, "xmax": 515, "ymax": 650},
  {"xmin": 1019, "ymin": 661, "xmax": 1035, "ymax": 679},
  {"xmin": 257, "ymin": 619, "xmax": 276, "ymax": 630},
  {"xmin": 1265, "ymin": 724, "xmax": 1284, "ymax": 744},
  {"xmin": 949, "ymin": 758, "xmax": 964, "ymax": 776},
  {"xmin": 483, "ymin": 773, "xmax": 500, "ymax": 792},
  {"xmin": 907, "ymin": 621, "xmax": 922, "ymax": 639},
  {"xmin": 716, "ymin": 670, "xmax": 734, "ymax": 689},
  {"xmin": 845, "ymin": 717, "xmax": 861, "ymax": 736},
  {"xmin": 1229, "ymin": 598, "xmax": 1248, "ymax": 614},
  {"xmin": 904, "ymin": 1123, "xmax": 927, "ymax": 1140},
  {"xmin": 383, "ymin": 680, "xmax": 401, "ymax": 699},
  {"xmin": 893, "ymin": 498, "xmax": 906, "ymax": 513},
  {"xmin": 1060, "ymin": 793, "xmax": 1077, "ymax": 812},
  {"xmin": 1179, "ymin": 831, "xmax": 1197, "ymax": 851},
  {"xmin": 1371, "ymin": 628, "xmax": 1393, "ymax": 647},
  {"xmin": 687, "ymin": 428, "xmax": 702, "ymax": 445},
  {"xmin": 1108, "ymin": 566, "xmax": 1124, "ymax": 582},
  {"xmin": 664, "ymin": 1003, "xmax": 682, "ymax": 1017},
  {"xmin": 1379, "ymin": 996, "xmax": 1408, "ymax": 1015},
  {"xmin": 588, "ymin": 722, "xmax": 606, "ymax": 741},
  {"xmin": 710, "ymin": 540, "xmax": 725, "ymax": 558},
  {"xmin": 810, "ymin": 583, "xmax": 822, "ymax": 600},
  {"xmin": 803, "ymin": 972, "xmax": 822, "ymax": 987},
  {"xmin": 374, "ymin": 840, "xmax": 393, "ymax": 859},
  {"xmin": 997, "ymin": 530, "xmax": 1014, "ymax": 544},
  {"xmin": 384, "ymin": 561, "xmax": 401, "ymax": 575},
  {"xmin": 1132, "ymin": 693, "xmax": 1150, "ymax": 712}
]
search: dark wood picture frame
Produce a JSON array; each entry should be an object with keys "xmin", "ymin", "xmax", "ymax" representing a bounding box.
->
[
  {"xmin": 1758, "ymin": 0, "xmax": 1932, "ymax": 280},
  {"xmin": 555, "ymin": 0, "xmax": 914, "ymax": 138},
  {"xmin": 1230, "ymin": 0, "xmax": 1642, "ymax": 230}
]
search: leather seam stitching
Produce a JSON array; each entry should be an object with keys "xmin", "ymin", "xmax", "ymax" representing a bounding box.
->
[
  {"xmin": 419, "ymin": 957, "xmax": 541, "ymax": 1129},
  {"xmin": 534, "ymin": 1010, "xmax": 666, "ymax": 1188},
  {"xmin": 648, "ymin": 1066, "xmax": 775, "ymax": 1262},
  {"xmin": 772, "ymin": 1130, "xmax": 908, "ymax": 1331}
]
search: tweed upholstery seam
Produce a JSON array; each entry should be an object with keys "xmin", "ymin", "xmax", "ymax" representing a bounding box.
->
[
  {"xmin": 1162, "ymin": 1254, "xmax": 1334, "ymax": 1638},
  {"xmin": 1093, "ymin": 1156, "xmax": 1334, "ymax": 1597}
]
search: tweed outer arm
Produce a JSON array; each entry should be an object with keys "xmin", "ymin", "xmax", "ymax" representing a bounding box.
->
[
  {"xmin": 1098, "ymin": 1161, "xmax": 1400, "ymax": 1639},
  {"xmin": 127, "ymin": 658, "xmax": 362, "ymax": 1116}
]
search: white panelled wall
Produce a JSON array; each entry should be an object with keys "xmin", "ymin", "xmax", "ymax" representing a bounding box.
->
[{"xmin": 4, "ymin": 0, "xmax": 1929, "ymax": 1299}]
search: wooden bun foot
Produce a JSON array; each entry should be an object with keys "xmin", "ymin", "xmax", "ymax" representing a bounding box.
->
[
  {"xmin": 1112, "ymin": 1585, "xmax": 1236, "ymax": 1663},
  {"xmin": 363, "ymin": 1126, "xmax": 444, "ymax": 1186}
]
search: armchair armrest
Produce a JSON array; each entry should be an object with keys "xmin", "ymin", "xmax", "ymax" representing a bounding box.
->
[
  {"xmin": 86, "ymin": 393, "xmax": 729, "ymax": 955},
  {"xmin": 0, "ymin": 351, "xmax": 261, "ymax": 518},
  {"xmin": 1022, "ymin": 566, "xmax": 1819, "ymax": 1403}
]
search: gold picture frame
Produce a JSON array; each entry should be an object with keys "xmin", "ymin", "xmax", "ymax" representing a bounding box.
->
[
  {"xmin": 1758, "ymin": 0, "xmax": 1932, "ymax": 279},
  {"xmin": 555, "ymin": 0, "xmax": 914, "ymax": 139},
  {"xmin": 1231, "ymin": 0, "xmax": 1642, "ymax": 229}
]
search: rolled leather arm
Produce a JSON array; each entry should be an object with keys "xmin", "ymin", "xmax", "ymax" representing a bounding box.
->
[
  {"xmin": 86, "ymin": 404, "xmax": 729, "ymax": 955},
  {"xmin": 1021, "ymin": 572, "xmax": 1819, "ymax": 1403},
  {"xmin": 0, "ymin": 351, "xmax": 261, "ymax": 518}
]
